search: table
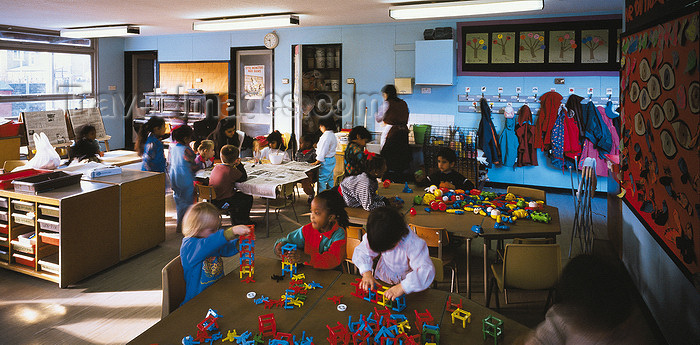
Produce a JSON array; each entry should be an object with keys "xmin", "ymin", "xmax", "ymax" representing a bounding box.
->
[
  {"xmin": 345, "ymin": 183, "xmax": 561, "ymax": 302},
  {"xmin": 128, "ymin": 257, "xmax": 531, "ymax": 344},
  {"xmin": 196, "ymin": 160, "xmax": 319, "ymax": 237},
  {"xmin": 100, "ymin": 150, "xmax": 143, "ymax": 167}
]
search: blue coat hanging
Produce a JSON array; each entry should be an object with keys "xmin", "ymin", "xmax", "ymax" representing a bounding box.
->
[{"xmin": 499, "ymin": 116, "xmax": 519, "ymax": 167}]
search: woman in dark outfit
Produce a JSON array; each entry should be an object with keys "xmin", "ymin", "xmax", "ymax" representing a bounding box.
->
[
  {"xmin": 206, "ymin": 117, "xmax": 255, "ymax": 159},
  {"xmin": 377, "ymin": 84, "xmax": 412, "ymax": 182}
]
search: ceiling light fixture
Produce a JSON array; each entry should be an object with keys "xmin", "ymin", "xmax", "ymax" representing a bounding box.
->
[
  {"xmin": 389, "ymin": 0, "xmax": 544, "ymax": 20},
  {"xmin": 193, "ymin": 14, "xmax": 300, "ymax": 32},
  {"xmin": 60, "ymin": 25, "xmax": 140, "ymax": 38}
]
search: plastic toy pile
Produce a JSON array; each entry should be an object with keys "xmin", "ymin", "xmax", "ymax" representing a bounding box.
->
[
  {"xmin": 350, "ymin": 278, "xmax": 406, "ymax": 312},
  {"xmin": 239, "ymin": 230, "xmax": 256, "ymax": 283},
  {"xmin": 325, "ymin": 307, "xmax": 438, "ymax": 345},
  {"xmin": 409, "ymin": 186, "xmax": 552, "ymax": 231}
]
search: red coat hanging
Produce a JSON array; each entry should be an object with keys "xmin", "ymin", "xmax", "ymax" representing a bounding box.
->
[{"xmin": 515, "ymin": 104, "xmax": 538, "ymax": 167}]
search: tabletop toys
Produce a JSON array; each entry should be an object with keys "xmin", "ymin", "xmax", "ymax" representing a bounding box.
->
[
  {"xmin": 350, "ymin": 278, "xmax": 406, "ymax": 312},
  {"xmin": 280, "ymin": 243, "xmax": 298, "ymax": 278},
  {"xmin": 482, "ymin": 315, "xmax": 504, "ymax": 345},
  {"xmin": 238, "ymin": 228, "xmax": 256, "ymax": 282},
  {"xmin": 328, "ymin": 307, "xmax": 428, "ymax": 345}
]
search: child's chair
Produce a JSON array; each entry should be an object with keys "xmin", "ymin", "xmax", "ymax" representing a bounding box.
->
[
  {"xmin": 408, "ymin": 224, "xmax": 459, "ymax": 293},
  {"xmin": 195, "ymin": 184, "xmax": 230, "ymax": 225},
  {"xmin": 161, "ymin": 255, "xmax": 186, "ymax": 318},
  {"xmin": 271, "ymin": 182, "xmax": 298, "ymax": 233},
  {"xmin": 344, "ymin": 237, "xmax": 362, "ymax": 274},
  {"xmin": 346, "ymin": 225, "xmax": 365, "ymax": 240}
]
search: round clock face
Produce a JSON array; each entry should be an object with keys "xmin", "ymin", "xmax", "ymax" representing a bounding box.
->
[{"xmin": 264, "ymin": 32, "xmax": 278, "ymax": 49}]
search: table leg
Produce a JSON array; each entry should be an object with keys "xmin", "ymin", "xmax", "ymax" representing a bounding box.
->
[
  {"xmin": 466, "ymin": 238, "xmax": 471, "ymax": 299},
  {"xmin": 483, "ymin": 239, "xmax": 489, "ymax": 305},
  {"xmin": 266, "ymin": 198, "xmax": 270, "ymax": 238}
]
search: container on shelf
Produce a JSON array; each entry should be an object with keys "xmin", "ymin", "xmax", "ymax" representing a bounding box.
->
[
  {"xmin": 0, "ymin": 234, "xmax": 7, "ymax": 244},
  {"xmin": 0, "ymin": 196, "xmax": 7, "ymax": 208},
  {"xmin": 315, "ymin": 48, "xmax": 326, "ymax": 68},
  {"xmin": 12, "ymin": 171, "xmax": 82, "ymax": 194},
  {"xmin": 0, "ymin": 247, "xmax": 8, "ymax": 262},
  {"xmin": 0, "ymin": 209, "xmax": 7, "ymax": 222},
  {"xmin": 13, "ymin": 252, "xmax": 35, "ymax": 268},
  {"xmin": 38, "ymin": 205, "xmax": 59, "ymax": 218},
  {"xmin": 0, "ymin": 223, "xmax": 7, "ymax": 235},
  {"xmin": 326, "ymin": 49, "xmax": 335, "ymax": 68},
  {"xmin": 39, "ymin": 254, "xmax": 59, "ymax": 275},
  {"xmin": 331, "ymin": 80, "xmax": 340, "ymax": 92},
  {"xmin": 0, "ymin": 169, "xmax": 52, "ymax": 190},
  {"xmin": 12, "ymin": 200, "xmax": 34, "ymax": 213},
  {"xmin": 38, "ymin": 218, "xmax": 60, "ymax": 232},
  {"xmin": 39, "ymin": 232, "xmax": 60, "ymax": 246},
  {"xmin": 12, "ymin": 212, "xmax": 34, "ymax": 226},
  {"xmin": 11, "ymin": 239, "xmax": 35, "ymax": 255}
]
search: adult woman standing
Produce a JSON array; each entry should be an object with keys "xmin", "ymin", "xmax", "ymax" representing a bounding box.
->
[
  {"xmin": 207, "ymin": 117, "xmax": 255, "ymax": 159},
  {"xmin": 376, "ymin": 84, "xmax": 411, "ymax": 182}
]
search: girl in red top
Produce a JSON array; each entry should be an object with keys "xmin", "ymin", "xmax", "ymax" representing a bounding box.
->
[{"xmin": 273, "ymin": 189, "xmax": 349, "ymax": 269}]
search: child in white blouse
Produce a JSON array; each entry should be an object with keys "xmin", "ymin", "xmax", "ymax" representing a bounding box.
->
[
  {"xmin": 352, "ymin": 207, "xmax": 435, "ymax": 300},
  {"xmin": 313, "ymin": 116, "xmax": 338, "ymax": 192}
]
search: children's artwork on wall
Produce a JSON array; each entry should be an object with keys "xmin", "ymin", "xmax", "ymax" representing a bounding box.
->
[
  {"xmin": 620, "ymin": 11, "xmax": 699, "ymax": 280},
  {"xmin": 518, "ymin": 31, "xmax": 546, "ymax": 63},
  {"xmin": 548, "ymin": 30, "xmax": 577, "ymax": 63},
  {"xmin": 491, "ymin": 32, "xmax": 515, "ymax": 64},
  {"xmin": 581, "ymin": 30, "xmax": 610, "ymax": 63},
  {"xmin": 458, "ymin": 16, "xmax": 621, "ymax": 74},
  {"xmin": 464, "ymin": 33, "xmax": 489, "ymax": 64}
]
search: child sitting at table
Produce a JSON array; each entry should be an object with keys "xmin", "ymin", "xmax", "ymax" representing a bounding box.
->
[
  {"xmin": 209, "ymin": 145, "xmax": 254, "ymax": 225},
  {"xmin": 313, "ymin": 116, "xmax": 338, "ymax": 192},
  {"xmin": 417, "ymin": 147, "xmax": 475, "ymax": 190},
  {"xmin": 259, "ymin": 130, "xmax": 290, "ymax": 161},
  {"xmin": 344, "ymin": 126, "xmax": 372, "ymax": 176},
  {"xmin": 195, "ymin": 140, "xmax": 215, "ymax": 170},
  {"xmin": 340, "ymin": 154, "xmax": 397, "ymax": 211},
  {"xmin": 180, "ymin": 202, "xmax": 252, "ymax": 305},
  {"xmin": 352, "ymin": 206, "xmax": 435, "ymax": 300},
  {"xmin": 168, "ymin": 125, "xmax": 198, "ymax": 233},
  {"xmin": 69, "ymin": 124, "xmax": 102, "ymax": 163},
  {"xmin": 273, "ymin": 189, "xmax": 349, "ymax": 270},
  {"xmin": 295, "ymin": 133, "xmax": 318, "ymax": 204}
]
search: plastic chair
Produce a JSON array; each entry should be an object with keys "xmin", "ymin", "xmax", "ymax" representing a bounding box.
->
[
  {"xmin": 2, "ymin": 160, "xmax": 26, "ymax": 173},
  {"xmin": 344, "ymin": 237, "xmax": 362, "ymax": 274},
  {"xmin": 271, "ymin": 182, "xmax": 298, "ymax": 232},
  {"xmin": 161, "ymin": 255, "xmax": 186, "ymax": 319},
  {"xmin": 346, "ymin": 225, "xmax": 365, "ymax": 240},
  {"xmin": 195, "ymin": 184, "xmax": 217, "ymax": 202},
  {"xmin": 409, "ymin": 224, "xmax": 458, "ymax": 293},
  {"xmin": 486, "ymin": 244, "xmax": 561, "ymax": 313},
  {"xmin": 506, "ymin": 186, "xmax": 547, "ymax": 203}
]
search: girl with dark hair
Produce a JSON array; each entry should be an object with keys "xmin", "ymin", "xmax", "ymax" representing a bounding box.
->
[
  {"xmin": 313, "ymin": 116, "xmax": 338, "ymax": 191},
  {"xmin": 352, "ymin": 206, "xmax": 435, "ymax": 301},
  {"xmin": 259, "ymin": 130, "xmax": 290, "ymax": 161},
  {"xmin": 273, "ymin": 189, "xmax": 349, "ymax": 270},
  {"xmin": 69, "ymin": 124, "xmax": 102, "ymax": 162},
  {"xmin": 168, "ymin": 125, "xmax": 198, "ymax": 233},
  {"xmin": 206, "ymin": 117, "xmax": 255, "ymax": 159},
  {"xmin": 344, "ymin": 126, "xmax": 372, "ymax": 176},
  {"xmin": 375, "ymin": 84, "xmax": 411, "ymax": 182},
  {"xmin": 339, "ymin": 154, "xmax": 397, "ymax": 211},
  {"xmin": 137, "ymin": 117, "xmax": 167, "ymax": 172}
]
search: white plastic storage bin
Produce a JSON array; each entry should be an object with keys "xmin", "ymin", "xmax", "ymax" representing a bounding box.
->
[
  {"xmin": 12, "ymin": 212, "xmax": 34, "ymax": 226},
  {"xmin": 38, "ymin": 205, "xmax": 59, "ymax": 218},
  {"xmin": 38, "ymin": 219, "xmax": 60, "ymax": 232},
  {"xmin": 39, "ymin": 254, "xmax": 59, "ymax": 275},
  {"xmin": 0, "ymin": 196, "xmax": 7, "ymax": 209},
  {"xmin": 0, "ymin": 210, "xmax": 7, "ymax": 222},
  {"xmin": 12, "ymin": 200, "xmax": 34, "ymax": 213}
]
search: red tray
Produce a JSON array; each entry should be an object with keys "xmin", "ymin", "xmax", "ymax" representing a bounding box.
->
[
  {"xmin": 0, "ymin": 223, "xmax": 7, "ymax": 235},
  {"xmin": 13, "ymin": 253, "xmax": 35, "ymax": 268},
  {"xmin": 0, "ymin": 169, "xmax": 51, "ymax": 190}
]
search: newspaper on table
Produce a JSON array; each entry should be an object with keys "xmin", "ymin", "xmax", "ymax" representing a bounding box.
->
[{"xmin": 195, "ymin": 161, "xmax": 317, "ymax": 198}]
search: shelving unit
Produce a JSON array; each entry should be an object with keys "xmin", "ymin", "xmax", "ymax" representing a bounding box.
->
[{"xmin": 0, "ymin": 181, "xmax": 120, "ymax": 287}]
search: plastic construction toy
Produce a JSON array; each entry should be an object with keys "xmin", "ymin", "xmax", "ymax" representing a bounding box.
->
[
  {"xmin": 327, "ymin": 295, "xmax": 343, "ymax": 305},
  {"xmin": 239, "ymin": 232, "xmax": 255, "ymax": 280},
  {"xmin": 531, "ymin": 211, "xmax": 551, "ymax": 223},
  {"xmin": 280, "ymin": 243, "xmax": 298, "ymax": 277},
  {"xmin": 471, "ymin": 225, "xmax": 484, "ymax": 234},
  {"xmin": 409, "ymin": 207, "xmax": 417, "ymax": 216},
  {"xmin": 414, "ymin": 309, "xmax": 435, "ymax": 333},
  {"xmin": 445, "ymin": 296, "xmax": 463, "ymax": 312},
  {"xmin": 494, "ymin": 222, "xmax": 510, "ymax": 231},
  {"xmin": 402, "ymin": 182, "xmax": 413, "ymax": 193},
  {"xmin": 350, "ymin": 278, "xmax": 406, "ymax": 312},
  {"xmin": 482, "ymin": 315, "xmax": 504, "ymax": 345},
  {"xmin": 383, "ymin": 179, "xmax": 391, "ymax": 188},
  {"xmin": 258, "ymin": 314, "xmax": 277, "ymax": 338},
  {"xmin": 451, "ymin": 308, "xmax": 472, "ymax": 328},
  {"xmin": 421, "ymin": 324, "xmax": 440, "ymax": 344}
]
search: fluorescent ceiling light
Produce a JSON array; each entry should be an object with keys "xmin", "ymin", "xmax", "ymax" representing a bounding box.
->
[
  {"xmin": 193, "ymin": 14, "xmax": 300, "ymax": 31},
  {"xmin": 389, "ymin": 0, "xmax": 544, "ymax": 20},
  {"xmin": 61, "ymin": 25, "xmax": 140, "ymax": 38}
]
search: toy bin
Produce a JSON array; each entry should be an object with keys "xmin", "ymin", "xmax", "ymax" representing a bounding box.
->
[
  {"xmin": 39, "ymin": 254, "xmax": 59, "ymax": 275},
  {"xmin": 12, "ymin": 200, "xmax": 34, "ymax": 213},
  {"xmin": 38, "ymin": 219, "xmax": 60, "ymax": 232},
  {"xmin": 0, "ymin": 196, "xmax": 7, "ymax": 208},
  {"xmin": 0, "ymin": 209, "xmax": 7, "ymax": 222},
  {"xmin": 13, "ymin": 253, "xmax": 35, "ymax": 268},
  {"xmin": 12, "ymin": 212, "xmax": 34, "ymax": 226},
  {"xmin": 39, "ymin": 232, "xmax": 59, "ymax": 246},
  {"xmin": 12, "ymin": 171, "xmax": 82, "ymax": 194},
  {"xmin": 11, "ymin": 238, "xmax": 35, "ymax": 255},
  {"xmin": 0, "ymin": 234, "xmax": 7, "ymax": 246},
  {"xmin": 0, "ymin": 169, "xmax": 52, "ymax": 190},
  {"xmin": 0, "ymin": 223, "xmax": 7, "ymax": 235},
  {"xmin": 38, "ymin": 205, "xmax": 59, "ymax": 218}
]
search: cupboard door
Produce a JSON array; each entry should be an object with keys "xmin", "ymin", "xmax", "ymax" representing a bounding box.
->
[{"xmin": 415, "ymin": 40, "xmax": 455, "ymax": 85}]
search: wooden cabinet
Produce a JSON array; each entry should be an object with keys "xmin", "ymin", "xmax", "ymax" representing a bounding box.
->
[
  {"xmin": 136, "ymin": 93, "xmax": 221, "ymax": 127},
  {"xmin": 0, "ymin": 181, "xmax": 120, "ymax": 287},
  {"xmin": 415, "ymin": 40, "xmax": 455, "ymax": 85}
]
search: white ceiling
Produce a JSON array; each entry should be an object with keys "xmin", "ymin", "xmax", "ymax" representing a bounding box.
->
[{"xmin": 0, "ymin": 0, "xmax": 623, "ymax": 36}]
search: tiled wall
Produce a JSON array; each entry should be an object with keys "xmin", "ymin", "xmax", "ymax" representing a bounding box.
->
[
  {"xmin": 408, "ymin": 113, "xmax": 455, "ymax": 126},
  {"xmin": 159, "ymin": 62, "xmax": 229, "ymax": 116}
]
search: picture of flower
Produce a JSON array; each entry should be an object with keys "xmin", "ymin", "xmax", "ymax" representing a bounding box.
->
[
  {"xmin": 464, "ymin": 33, "xmax": 489, "ymax": 64},
  {"xmin": 491, "ymin": 32, "xmax": 515, "ymax": 63},
  {"xmin": 518, "ymin": 31, "xmax": 546, "ymax": 63},
  {"xmin": 549, "ymin": 30, "xmax": 577, "ymax": 63},
  {"xmin": 581, "ymin": 29, "xmax": 609, "ymax": 63}
]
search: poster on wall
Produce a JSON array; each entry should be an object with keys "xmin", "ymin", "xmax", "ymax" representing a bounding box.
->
[
  {"xmin": 464, "ymin": 33, "xmax": 489, "ymax": 64},
  {"xmin": 620, "ymin": 11, "xmax": 700, "ymax": 279},
  {"xmin": 518, "ymin": 31, "xmax": 546, "ymax": 63},
  {"xmin": 244, "ymin": 65, "xmax": 265, "ymax": 99},
  {"xmin": 491, "ymin": 32, "xmax": 515, "ymax": 64},
  {"xmin": 548, "ymin": 30, "xmax": 577, "ymax": 63},
  {"xmin": 21, "ymin": 110, "xmax": 70, "ymax": 149},
  {"xmin": 581, "ymin": 29, "xmax": 610, "ymax": 63}
]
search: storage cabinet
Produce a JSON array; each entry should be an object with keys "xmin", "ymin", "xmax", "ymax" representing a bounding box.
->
[
  {"xmin": 415, "ymin": 40, "xmax": 455, "ymax": 85},
  {"xmin": 0, "ymin": 181, "xmax": 119, "ymax": 287},
  {"xmin": 135, "ymin": 93, "xmax": 221, "ymax": 127}
]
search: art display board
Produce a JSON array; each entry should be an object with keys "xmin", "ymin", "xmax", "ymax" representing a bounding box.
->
[
  {"xmin": 20, "ymin": 110, "xmax": 71, "ymax": 149},
  {"xmin": 67, "ymin": 108, "xmax": 108, "ymax": 140},
  {"xmin": 620, "ymin": 10, "xmax": 699, "ymax": 279}
]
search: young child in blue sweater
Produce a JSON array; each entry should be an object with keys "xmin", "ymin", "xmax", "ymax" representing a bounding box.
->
[
  {"xmin": 169, "ymin": 125, "xmax": 199, "ymax": 233},
  {"xmin": 180, "ymin": 202, "xmax": 252, "ymax": 305}
]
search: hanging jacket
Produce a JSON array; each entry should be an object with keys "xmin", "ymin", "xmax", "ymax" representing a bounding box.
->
[
  {"xmin": 563, "ymin": 112, "xmax": 582, "ymax": 160},
  {"xmin": 477, "ymin": 98, "xmax": 501, "ymax": 168},
  {"xmin": 534, "ymin": 91, "xmax": 563, "ymax": 150},
  {"xmin": 550, "ymin": 106, "xmax": 566, "ymax": 170},
  {"xmin": 515, "ymin": 104, "xmax": 538, "ymax": 167},
  {"xmin": 499, "ymin": 116, "xmax": 519, "ymax": 167},
  {"xmin": 578, "ymin": 106, "xmax": 619, "ymax": 176},
  {"xmin": 565, "ymin": 94, "xmax": 585, "ymax": 138},
  {"xmin": 581, "ymin": 101, "xmax": 612, "ymax": 153}
]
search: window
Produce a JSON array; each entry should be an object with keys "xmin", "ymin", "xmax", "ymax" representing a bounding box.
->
[{"xmin": 0, "ymin": 26, "xmax": 97, "ymax": 119}]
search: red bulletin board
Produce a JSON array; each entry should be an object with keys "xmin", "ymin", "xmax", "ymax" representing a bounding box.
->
[{"xmin": 620, "ymin": 11, "xmax": 699, "ymax": 279}]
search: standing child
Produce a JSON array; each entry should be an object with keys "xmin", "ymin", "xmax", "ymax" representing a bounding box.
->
[
  {"xmin": 344, "ymin": 126, "xmax": 372, "ymax": 176},
  {"xmin": 417, "ymin": 147, "xmax": 475, "ymax": 190},
  {"xmin": 195, "ymin": 139, "xmax": 215, "ymax": 170},
  {"xmin": 273, "ymin": 189, "xmax": 349, "ymax": 270},
  {"xmin": 314, "ymin": 116, "xmax": 338, "ymax": 192},
  {"xmin": 352, "ymin": 207, "xmax": 435, "ymax": 300},
  {"xmin": 169, "ymin": 125, "xmax": 198, "ymax": 233},
  {"xmin": 340, "ymin": 154, "xmax": 397, "ymax": 211},
  {"xmin": 69, "ymin": 124, "xmax": 102, "ymax": 162},
  {"xmin": 136, "ymin": 117, "xmax": 167, "ymax": 172},
  {"xmin": 180, "ymin": 202, "xmax": 252, "ymax": 305},
  {"xmin": 295, "ymin": 134, "xmax": 318, "ymax": 203},
  {"xmin": 209, "ymin": 145, "xmax": 254, "ymax": 225}
]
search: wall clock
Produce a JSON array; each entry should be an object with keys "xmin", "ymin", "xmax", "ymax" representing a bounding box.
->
[{"xmin": 264, "ymin": 32, "xmax": 279, "ymax": 49}]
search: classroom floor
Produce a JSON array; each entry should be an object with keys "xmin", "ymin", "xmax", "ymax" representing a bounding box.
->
[{"xmin": 0, "ymin": 185, "xmax": 662, "ymax": 344}]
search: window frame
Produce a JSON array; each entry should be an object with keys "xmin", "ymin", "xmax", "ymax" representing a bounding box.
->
[{"xmin": 0, "ymin": 25, "xmax": 98, "ymax": 108}]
